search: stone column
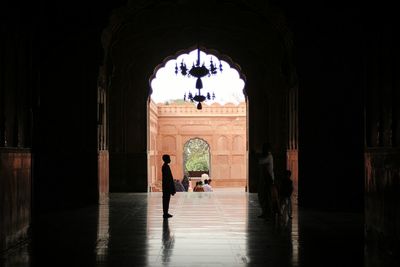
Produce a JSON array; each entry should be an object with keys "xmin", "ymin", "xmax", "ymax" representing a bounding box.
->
[
  {"xmin": 228, "ymin": 133, "xmax": 233, "ymax": 182},
  {"xmin": 0, "ymin": 29, "xmax": 5, "ymax": 147},
  {"xmin": 13, "ymin": 32, "xmax": 22, "ymax": 148},
  {"xmin": 394, "ymin": 59, "xmax": 400, "ymax": 146},
  {"xmin": 176, "ymin": 133, "xmax": 182, "ymax": 178}
]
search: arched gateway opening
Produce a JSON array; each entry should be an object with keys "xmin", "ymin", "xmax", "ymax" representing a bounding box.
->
[
  {"xmin": 98, "ymin": 2, "xmax": 298, "ymax": 198},
  {"xmin": 183, "ymin": 138, "xmax": 210, "ymax": 190},
  {"xmin": 147, "ymin": 47, "xmax": 249, "ymax": 192},
  {"xmin": 183, "ymin": 138, "xmax": 210, "ymax": 175}
]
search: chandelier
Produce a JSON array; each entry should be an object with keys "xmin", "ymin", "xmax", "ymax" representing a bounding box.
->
[{"xmin": 175, "ymin": 47, "xmax": 222, "ymax": 109}]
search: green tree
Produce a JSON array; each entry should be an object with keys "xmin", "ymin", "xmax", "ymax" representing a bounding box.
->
[{"xmin": 184, "ymin": 138, "xmax": 209, "ymax": 172}]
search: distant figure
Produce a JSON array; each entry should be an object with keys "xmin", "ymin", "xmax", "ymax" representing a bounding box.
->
[
  {"xmin": 193, "ymin": 181, "xmax": 205, "ymax": 192},
  {"xmin": 201, "ymin": 173, "xmax": 209, "ymax": 181},
  {"xmin": 174, "ymin": 179, "xmax": 185, "ymax": 192},
  {"xmin": 162, "ymin": 154, "xmax": 176, "ymax": 219},
  {"xmin": 203, "ymin": 179, "xmax": 213, "ymax": 192},
  {"xmin": 257, "ymin": 143, "xmax": 274, "ymax": 220},
  {"xmin": 181, "ymin": 174, "xmax": 189, "ymax": 192},
  {"xmin": 279, "ymin": 170, "xmax": 294, "ymax": 218}
]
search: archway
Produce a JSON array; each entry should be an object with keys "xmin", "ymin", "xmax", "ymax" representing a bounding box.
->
[
  {"xmin": 183, "ymin": 138, "xmax": 210, "ymax": 175},
  {"xmin": 100, "ymin": 2, "xmax": 296, "ymax": 196},
  {"xmin": 147, "ymin": 47, "xmax": 249, "ymax": 192}
]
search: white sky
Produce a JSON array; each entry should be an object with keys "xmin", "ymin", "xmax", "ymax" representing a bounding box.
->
[{"xmin": 150, "ymin": 49, "xmax": 245, "ymax": 105}]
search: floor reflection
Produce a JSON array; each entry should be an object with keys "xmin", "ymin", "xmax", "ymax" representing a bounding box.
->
[
  {"xmin": 161, "ymin": 219, "xmax": 175, "ymax": 264},
  {"xmin": 95, "ymin": 196, "xmax": 109, "ymax": 263},
  {"xmin": 29, "ymin": 204, "xmax": 100, "ymax": 266},
  {"xmin": 107, "ymin": 193, "xmax": 148, "ymax": 266},
  {"xmin": 297, "ymin": 208, "xmax": 364, "ymax": 267},
  {"xmin": 290, "ymin": 197, "xmax": 299, "ymax": 266},
  {"xmin": 0, "ymin": 191, "xmax": 367, "ymax": 267},
  {"xmin": 0, "ymin": 242, "xmax": 30, "ymax": 267},
  {"xmin": 146, "ymin": 191, "xmax": 248, "ymax": 265},
  {"xmin": 246, "ymin": 194, "xmax": 296, "ymax": 266}
]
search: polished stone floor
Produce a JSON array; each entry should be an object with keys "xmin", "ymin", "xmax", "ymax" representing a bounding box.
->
[{"xmin": 0, "ymin": 192, "xmax": 375, "ymax": 266}]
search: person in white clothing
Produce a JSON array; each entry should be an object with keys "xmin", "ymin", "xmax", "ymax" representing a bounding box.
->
[
  {"xmin": 203, "ymin": 179, "xmax": 213, "ymax": 192},
  {"xmin": 201, "ymin": 173, "xmax": 209, "ymax": 181},
  {"xmin": 258, "ymin": 147, "xmax": 274, "ymax": 183},
  {"xmin": 257, "ymin": 143, "xmax": 274, "ymax": 219}
]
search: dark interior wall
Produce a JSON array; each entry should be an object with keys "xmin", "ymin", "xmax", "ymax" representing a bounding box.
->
[
  {"xmin": 362, "ymin": 4, "xmax": 400, "ymax": 254},
  {"xmin": 31, "ymin": 2, "xmax": 98, "ymax": 213},
  {"xmin": 282, "ymin": 1, "xmax": 396, "ymax": 216},
  {"xmin": 0, "ymin": 149, "xmax": 31, "ymax": 252},
  {"xmin": 1, "ymin": 4, "xmax": 36, "ymax": 251},
  {"xmin": 28, "ymin": 1, "xmax": 126, "ymax": 213},
  {"xmin": 282, "ymin": 3, "xmax": 365, "ymax": 211}
]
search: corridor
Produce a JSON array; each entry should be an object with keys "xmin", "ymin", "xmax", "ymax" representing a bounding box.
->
[{"xmin": 2, "ymin": 192, "xmax": 364, "ymax": 267}]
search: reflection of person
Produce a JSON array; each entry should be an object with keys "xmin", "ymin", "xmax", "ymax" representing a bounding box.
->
[
  {"xmin": 162, "ymin": 219, "xmax": 174, "ymax": 263},
  {"xmin": 162, "ymin": 154, "xmax": 176, "ymax": 219},
  {"xmin": 257, "ymin": 143, "xmax": 274, "ymax": 220}
]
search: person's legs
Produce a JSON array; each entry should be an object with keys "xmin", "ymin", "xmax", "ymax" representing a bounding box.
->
[
  {"xmin": 257, "ymin": 188, "xmax": 268, "ymax": 218},
  {"xmin": 264, "ymin": 185, "xmax": 272, "ymax": 218},
  {"xmin": 162, "ymin": 194, "xmax": 171, "ymax": 216},
  {"xmin": 257, "ymin": 177, "xmax": 269, "ymax": 218},
  {"xmin": 280, "ymin": 197, "xmax": 292, "ymax": 219},
  {"xmin": 279, "ymin": 197, "xmax": 286, "ymax": 216},
  {"xmin": 270, "ymin": 184, "xmax": 280, "ymax": 216}
]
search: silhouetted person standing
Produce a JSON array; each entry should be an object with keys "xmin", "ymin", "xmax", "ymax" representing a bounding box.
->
[
  {"xmin": 174, "ymin": 179, "xmax": 185, "ymax": 192},
  {"xmin": 181, "ymin": 174, "xmax": 189, "ymax": 192},
  {"xmin": 162, "ymin": 154, "xmax": 176, "ymax": 219},
  {"xmin": 258, "ymin": 143, "xmax": 274, "ymax": 220}
]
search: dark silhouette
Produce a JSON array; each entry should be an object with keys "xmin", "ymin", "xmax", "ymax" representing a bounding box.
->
[
  {"xmin": 279, "ymin": 170, "xmax": 294, "ymax": 219},
  {"xmin": 257, "ymin": 143, "xmax": 274, "ymax": 220},
  {"xmin": 174, "ymin": 179, "xmax": 185, "ymax": 192},
  {"xmin": 161, "ymin": 219, "xmax": 174, "ymax": 263},
  {"xmin": 181, "ymin": 174, "xmax": 189, "ymax": 192},
  {"xmin": 162, "ymin": 154, "xmax": 176, "ymax": 219},
  {"xmin": 193, "ymin": 181, "xmax": 205, "ymax": 192}
]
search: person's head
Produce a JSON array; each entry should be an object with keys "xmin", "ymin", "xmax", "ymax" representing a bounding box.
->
[
  {"xmin": 285, "ymin": 169, "xmax": 292, "ymax": 179},
  {"xmin": 262, "ymin": 143, "xmax": 272, "ymax": 155},
  {"xmin": 162, "ymin": 154, "xmax": 171, "ymax": 163}
]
